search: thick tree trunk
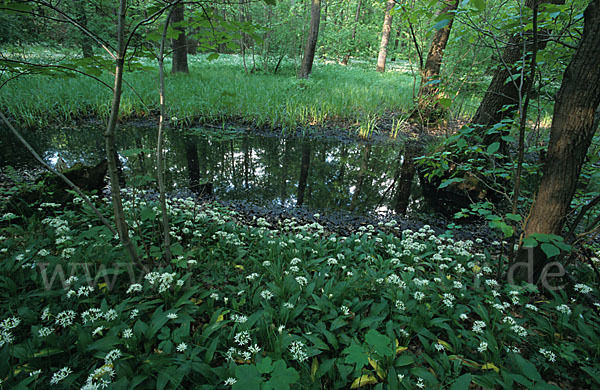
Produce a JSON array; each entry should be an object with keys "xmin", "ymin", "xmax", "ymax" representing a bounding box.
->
[
  {"xmin": 105, "ymin": 0, "xmax": 139, "ymax": 264},
  {"xmin": 298, "ymin": 0, "xmax": 321, "ymax": 78},
  {"xmin": 376, "ymin": 0, "xmax": 395, "ymax": 73},
  {"xmin": 473, "ymin": 0, "xmax": 560, "ymax": 136},
  {"xmin": 297, "ymin": 141, "xmax": 312, "ymax": 205},
  {"xmin": 513, "ymin": 0, "xmax": 600, "ymax": 283},
  {"xmin": 417, "ymin": 0, "xmax": 459, "ymax": 110},
  {"xmin": 171, "ymin": 4, "xmax": 189, "ymax": 74},
  {"xmin": 341, "ymin": 0, "xmax": 361, "ymax": 66},
  {"xmin": 75, "ymin": 1, "xmax": 93, "ymax": 58}
]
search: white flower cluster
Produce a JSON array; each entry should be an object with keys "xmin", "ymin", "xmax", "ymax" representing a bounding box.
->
[
  {"xmin": 50, "ymin": 366, "xmax": 72, "ymax": 385},
  {"xmin": 574, "ymin": 283, "xmax": 592, "ymax": 294},
  {"xmin": 144, "ymin": 271, "xmax": 177, "ymax": 293},
  {"xmin": 539, "ymin": 348, "xmax": 557, "ymax": 362},
  {"xmin": 289, "ymin": 339, "xmax": 308, "ymax": 362},
  {"xmin": 0, "ymin": 316, "xmax": 20, "ymax": 347}
]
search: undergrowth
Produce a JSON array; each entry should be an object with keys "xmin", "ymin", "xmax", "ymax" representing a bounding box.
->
[{"xmin": 1, "ymin": 193, "xmax": 599, "ymax": 389}]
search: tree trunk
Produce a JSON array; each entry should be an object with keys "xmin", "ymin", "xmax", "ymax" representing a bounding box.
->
[
  {"xmin": 298, "ymin": 0, "xmax": 321, "ymax": 79},
  {"xmin": 417, "ymin": 0, "xmax": 459, "ymax": 109},
  {"xmin": 74, "ymin": 1, "xmax": 93, "ymax": 58},
  {"xmin": 105, "ymin": 0, "xmax": 139, "ymax": 264},
  {"xmin": 473, "ymin": 0, "xmax": 561, "ymax": 135},
  {"xmin": 341, "ymin": 0, "xmax": 361, "ymax": 65},
  {"xmin": 376, "ymin": 0, "xmax": 395, "ymax": 72},
  {"xmin": 171, "ymin": 4, "xmax": 189, "ymax": 73},
  {"xmin": 513, "ymin": 0, "xmax": 600, "ymax": 283},
  {"xmin": 297, "ymin": 140, "xmax": 312, "ymax": 206},
  {"xmin": 391, "ymin": 28, "xmax": 401, "ymax": 62}
]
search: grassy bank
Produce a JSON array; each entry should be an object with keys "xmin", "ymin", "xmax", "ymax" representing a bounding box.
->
[
  {"xmin": 1, "ymin": 196, "xmax": 599, "ymax": 388},
  {"xmin": 1, "ymin": 53, "xmax": 419, "ymax": 130}
]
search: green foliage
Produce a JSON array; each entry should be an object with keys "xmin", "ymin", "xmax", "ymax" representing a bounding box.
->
[{"xmin": 1, "ymin": 190, "xmax": 599, "ymax": 388}]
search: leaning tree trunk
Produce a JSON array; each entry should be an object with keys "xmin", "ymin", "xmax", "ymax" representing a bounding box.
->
[
  {"xmin": 376, "ymin": 0, "xmax": 395, "ymax": 72},
  {"xmin": 473, "ymin": 0, "xmax": 561, "ymax": 141},
  {"xmin": 105, "ymin": 0, "xmax": 139, "ymax": 264},
  {"xmin": 298, "ymin": 0, "xmax": 321, "ymax": 78},
  {"xmin": 417, "ymin": 0, "xmax": 459, "ymax": 111},
  {"xmin": 171, "ymin": 3, "xmax": 189, "ymax": 73},
  {"xmin": 513, "ymin": 0, "xmax": 600, "ymax": 283},
  {"xmin": 341, "ymin": 0, "xmax": 362, "ymax": 65}
]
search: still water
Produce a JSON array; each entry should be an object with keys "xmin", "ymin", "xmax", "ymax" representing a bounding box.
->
[{"xmin": 1, "ymin": 123, "xmax": 425, "ymax": 216}]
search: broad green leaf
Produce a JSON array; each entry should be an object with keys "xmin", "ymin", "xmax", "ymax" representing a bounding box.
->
[
  {"xmin": 233, "ymin": 365, "xmax": 263, "ymax": 390},
  {"xmin": 505, "ymin": 213, "xmax": 521, "ymax": 222},
  {"xmin": 343, "ymin": 343, "xmax": 369, "ymax": 367},
  {"xmin": 264, "ymin": 360, "xmax": 299, "ymax": 389},
  {"xmin": 450, "ymin": 373, "xmax": 472, "ymax": 390},
  {"xmin": 365, "ymin": 329, "xmax": 394, "ymax": 357},
  {"xmin": 522, "ymin": 237, "xmax": 538, "ymax": 248},
  {"xmin": 540, "ymin": 243, "xmax": 560, "ymax": 258},
  {"xmin": 486, "ymin": 142, "xmax": 500, "ymax": 155},
  {"xmin": 257, "ymin": 356, "xmax": 274, "ymax": 374},
  {"xmin": 472, "ymin": 0, "xmax": 485, "ymax": 12}
]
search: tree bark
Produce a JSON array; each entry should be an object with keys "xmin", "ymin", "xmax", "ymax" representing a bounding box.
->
[
  {"xmin": 376, "ymin": 0, "xmax": 395, "ymax": 73},
  {"xmin": 105, "ymin": 0, "xmax": 139, "ymax": 264},
  {"xmin": 171, "ymin": 3, "xmax": 189, "ymax": 73},
  {"xmin": 513, "ymin": 0, "xmax": 600, "ymax": 282},
  {"xmin": 417, "ymin": 0, "xmax": 459, "ymax": 110},
  {"xmin": 74, "ymin": 1, "xmax": 93, "ymax": 58},
  {"xmin": 341, "ymin": 0, "xmax": 361, "ymax": 65},
  {"xmin": 298, "ymin": 0, "xmax": 321, "ymax": 79},
  {"xmin": 473, "ymin": 0, "xmax": 561, "ymax": 135}
]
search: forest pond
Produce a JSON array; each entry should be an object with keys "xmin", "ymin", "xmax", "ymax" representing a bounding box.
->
[{"xmin": 1, "ymin": 123, "xmax": 431, "ymax": 217}]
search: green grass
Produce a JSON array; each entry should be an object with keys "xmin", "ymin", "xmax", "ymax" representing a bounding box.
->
[{"xmin": 1, "ymin": 53, "xmax": 416, "ymax": 130}]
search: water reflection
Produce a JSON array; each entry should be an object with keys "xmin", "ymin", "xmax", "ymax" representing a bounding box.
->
[{"xmin": 0, "ymin": 124, "xmax": 424, "ymax": 215}]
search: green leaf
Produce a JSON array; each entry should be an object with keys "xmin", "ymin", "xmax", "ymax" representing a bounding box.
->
[
  {"xmin": 450, "ymin": 374, "xmax": 472, "ymax": 390},
  {"xmin": 343, "ymin": 343, "xmax": 369, "ymax": 367},
  {"xmin": 522, "ymin": 237, "xmax": 538, "ymax": 248},
  {"xmin": 514, "ymin": 354, "xmax": 541, "ymax": 381},
  {"xmin": 540, "ymin": 243, "xmax": 560, "ymax": 258},
  {"xmin": 233, "ymin": 365, "xmax": 263, "ymax": 390},
  {"xmin": 486, "ymin": 142, "xmax": 500, "ymax": 155},
  {"xmin": 257, "ymin": 356, "xmax": 274, "ymax": 374},
  {"xmin": 395, "ymin": 355, "xmax": 415, "ymax": 366},
  {"xmin": 438, "ymin": 177, "xmax": 464, "ymax": 189},
  {"xmin": 505, "ymin": 213, "xmax": 521, "ymax": 222},
  {"xmin": 472, "ymin": 0, "xmax": 485, "ymax": 12},
  {"xmin": 365, "ymin": 329, "xmax": 393, "ymax": 357},
  {"xmin": 264, "ymin": 360, "xmax": 300, "ymax": 389},
  {"xmin": 207, "ymin": 53, "xmax": 220, "ymax": 61},
  {"xmin": 433, "ymin": 19, "xmax": 450, "ymax": 30}
]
